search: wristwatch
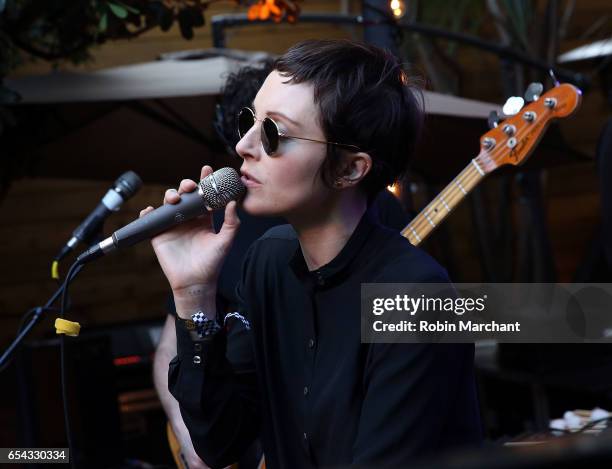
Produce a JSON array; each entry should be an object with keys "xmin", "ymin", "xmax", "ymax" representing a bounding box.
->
[{"xmin": 177, "ymin": 311, "xmax": 221, "ymax": 340}]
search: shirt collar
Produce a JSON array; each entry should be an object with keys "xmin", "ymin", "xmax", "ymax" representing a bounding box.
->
[{"xmin": 289, "ymin": 206, "xmax": 378, "ymax": 287}]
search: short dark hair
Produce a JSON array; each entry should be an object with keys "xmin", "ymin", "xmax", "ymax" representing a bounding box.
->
[
  {"xmin": 274, "ymin": 39, "xmax": 423, "ymax": 197},
  {"xmin": 214, "ymin": 59, "xmax": 275, "ymax": 155}
]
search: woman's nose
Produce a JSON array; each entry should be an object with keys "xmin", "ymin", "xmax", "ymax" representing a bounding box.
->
[{"xmin": 236, "ymin": 124, "xmax": 261, "ymax": 161}]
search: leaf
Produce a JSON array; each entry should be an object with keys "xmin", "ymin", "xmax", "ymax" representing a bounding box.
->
[
  {"xmin": 99, "ymin": 13, "xmax": 108, "ymax": 32},
  {"xmin": 148, "ymin": 1, "xmax": 162, "ymax": 16},
  {"xmin": 109, "ymin": 3, "xmax": 128, "ymax": 19},
  {"xmin": 159, "ymin": 6, "xmax": 174, "ymax": 31},
  {"xmin": 190, "ymin": 8, "xmax": 205, "ymax": 27},
  {"xmin": 178, "ymin": 9, "xmax": 194, "ymax": 40}
]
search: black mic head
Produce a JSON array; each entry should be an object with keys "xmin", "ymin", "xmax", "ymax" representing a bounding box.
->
[
  {"xmin": 199, "ymin": 167, "xmax": 246, "ymax": 210},
  {"xmin": 114, "ymin": 171, "xmax": 143, "ymax": 200}
]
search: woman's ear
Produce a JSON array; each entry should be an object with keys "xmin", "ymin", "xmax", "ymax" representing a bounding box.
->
[{"xmin": 338, "ymin": 151, "xmax": 372, "ymax": 186}]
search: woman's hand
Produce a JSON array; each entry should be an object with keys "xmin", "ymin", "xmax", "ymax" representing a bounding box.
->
[{"xmin": 139, "ymin": 165, "xmax": 240, "ymax": 302}]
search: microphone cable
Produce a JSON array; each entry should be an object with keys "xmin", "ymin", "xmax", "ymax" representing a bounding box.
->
[
  {"xmin": 0, "ymin": 259, "xmax": 84, "ymax": 469},
  {"xmin": 58, "ymin": 259, "xmax": 85, "ymax": 469}
]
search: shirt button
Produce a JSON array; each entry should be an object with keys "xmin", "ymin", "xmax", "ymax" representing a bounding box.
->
[
  {"xmin": 194, "ymin": 343, "xmax": 202, "ymax": 352},
  {"xmin": 313, "ymin": 270, "xmax": 325, "ymax": 286},
  {"xmin": 193, "ymin": 355, "xmax": 202, "ymax": 365},
  {"xmin": 303, "ymin": 386, "xmax": 309, "ymax": 396},
  {"xmin": 308, "ymin": 338, "xmax": 315, "ymax": 349}
]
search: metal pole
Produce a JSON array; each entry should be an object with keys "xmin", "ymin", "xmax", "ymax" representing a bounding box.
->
[
  {"xmin": 361, "ymin": 0, "xmax": 399, "ymax": 56},
  {"xmin": 209, "ymin": 13, "xmax": 588, "ymax": 88}
]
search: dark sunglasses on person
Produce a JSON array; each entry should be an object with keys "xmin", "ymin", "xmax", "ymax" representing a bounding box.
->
[{"xmin": 237, "ymin": 107, "xmax": 361, "ymax": 156}]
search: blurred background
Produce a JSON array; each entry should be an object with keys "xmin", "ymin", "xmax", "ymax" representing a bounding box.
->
[{"xmin": 1, "ymin": 0, "xmax": 612, "ymax": 467}]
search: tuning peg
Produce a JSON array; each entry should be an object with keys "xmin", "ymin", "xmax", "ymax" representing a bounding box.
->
[
  {"xmin": 488, "ymin": 110, "xmax": 501, "ymax": 129},
  {"xmin": 502, "ymin": 96, "xmax": 525, "ymax": 116},
  {"xmin": 524, "ymin": 82, "xmax": 544, "ymax": 102}
]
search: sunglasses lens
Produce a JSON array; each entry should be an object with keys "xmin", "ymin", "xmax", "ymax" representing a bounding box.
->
[
  {"xmin": 237, "ymin": 108, "xmax": 255, "ymax": 139},
  {"xmin": 262, "ymin": 118, "xmax": 279, "ymax": 155}
]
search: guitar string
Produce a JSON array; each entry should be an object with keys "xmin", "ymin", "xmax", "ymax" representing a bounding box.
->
[
  {"xmin": 403, "ymin": 108, "xmax": 553, "ymax": 243},
  {"xmin": 405, "ymin": 137, "xmax": 521, "ymax": 243},
  {"xmin": 404, "ymin": 116, "xmax": 546, "ymax": 243},
  {"xmin": 403, "ymin": 164, "xmax": 481, "ymax": 242}
]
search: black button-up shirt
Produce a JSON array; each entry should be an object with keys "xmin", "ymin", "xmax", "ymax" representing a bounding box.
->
[{"xmin": 169, "ymin": 208, "xmax": 482, "ymax": 469}]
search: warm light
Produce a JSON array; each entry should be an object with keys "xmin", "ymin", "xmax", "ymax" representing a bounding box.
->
[
  {"xmin": 387, "ymin": 183, "xmax": 399, "ymax": 195},
  {"xmin": 389, "ymin": 0, "xmax": 405, "ymax": 18},
  {"xmin": 114, "ymin": 355, "xmax": 142, "ymax": 366}
]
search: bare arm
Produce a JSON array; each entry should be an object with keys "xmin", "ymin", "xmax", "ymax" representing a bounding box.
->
[{"xmin": 153, "ymin": 315, "xmax": 210, "ymax": 469}]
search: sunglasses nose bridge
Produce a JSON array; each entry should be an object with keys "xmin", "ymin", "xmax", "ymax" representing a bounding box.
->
[{"xmin": 237, "ymin": 113, "xmax": 266, "ymax": 160}]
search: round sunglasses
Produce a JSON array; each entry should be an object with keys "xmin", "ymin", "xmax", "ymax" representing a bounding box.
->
[{"xmin": 237, "ymin": 107, "xmax": 361, "ymax": 156}]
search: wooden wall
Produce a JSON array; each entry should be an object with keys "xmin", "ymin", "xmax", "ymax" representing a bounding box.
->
[{"xmin": 0, "ymin": 179, "xmax": 171, "ymax": 342}]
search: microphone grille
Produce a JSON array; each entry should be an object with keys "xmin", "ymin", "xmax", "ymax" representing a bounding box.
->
[
  {"xmin": 115, "ymin": 171, "xmax": 143, "ymax": 199},
  {"xmin": 198, "ymin": 167, "xmax": 246, "ymax": 210}
]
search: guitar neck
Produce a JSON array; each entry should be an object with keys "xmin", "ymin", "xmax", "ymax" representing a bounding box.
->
[
  {"xmin": 401, "ymin": 156, "xmax": 487, "ymax": 246},
  {"xmin": 400, "ymin": 83, "xmax": 581, "ymax": 247}
]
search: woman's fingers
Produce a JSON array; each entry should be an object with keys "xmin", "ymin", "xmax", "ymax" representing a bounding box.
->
[
  {"xmin": 178, "ymin": 179, "xmax": 197, "ymax": 195},
  {"xmin": 200, "ymin": 165, "xmax": 213, "ymax": 181},
  {"xmin": 219, "ymin": 201, "xmax": 241, "ymax": 240},
  {"xmin": 139, "ymin": 206, "xmax": 154, "ymax": 218},
  {"xmin": 160, "ymin": 169, "xmax": 212, "ymax": 208},
  {"xmin": 163, "ymin": 188, "xmax": 180, "ymax": 205}
]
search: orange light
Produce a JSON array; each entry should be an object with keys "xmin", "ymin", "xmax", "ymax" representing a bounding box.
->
[
  {"xmin": 389, "ymin": 0, "xmax": 406, "ymax": 18},
  {"xmin": 387, "ymin": 183, "xmax": 399, "ymax": 195},
  {"xmin": 247, "ymin": 0, "xmax": 294, "ymax": 22}
]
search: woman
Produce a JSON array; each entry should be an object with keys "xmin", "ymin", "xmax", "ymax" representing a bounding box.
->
[{"xmin": 141, "ymin": 40, "xmax": 481, "ymax": 468}]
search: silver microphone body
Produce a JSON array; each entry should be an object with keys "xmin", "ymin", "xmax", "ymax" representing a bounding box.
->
[{"xmin": 77, "ymin": 167, "xmax": 245, "ymax": 264}]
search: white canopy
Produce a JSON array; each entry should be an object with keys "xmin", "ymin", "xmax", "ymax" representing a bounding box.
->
[
  {"xmin": 558, "ymin": 38, "xmax": 612, "ymax": 64},
  {"xmin": 6, "ymin": 49, "xmax": 509, "ymax": 183},
  {"xmin": 7, "ymin": 49, "xmax": 500, "ymax": 118}
]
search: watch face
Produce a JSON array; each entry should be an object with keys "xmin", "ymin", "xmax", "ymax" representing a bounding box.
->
[{"xmin": 185, "ymin": 319, "xmax": 196, "ymax": 330}]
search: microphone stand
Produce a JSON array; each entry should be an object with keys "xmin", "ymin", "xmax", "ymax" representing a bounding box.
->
[
  {"xmin": 0, "ymin": 264, "xmax": 84, "ymax": 370},
  {"xmin": 0, "ymin": 228, "xmax": 106, "ymax": 370},
  {"xmin": 1, "ymin": 258, "xmax": 85, "ymax": 469},
  {"xmin": 0, "ymin": 225, "xmax": 109, "ymax": 371}
]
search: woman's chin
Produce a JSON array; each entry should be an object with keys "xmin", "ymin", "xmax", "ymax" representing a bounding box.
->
[{"xmin": 241, "ymin": 193, "xmax": 281, "ymax": 217}]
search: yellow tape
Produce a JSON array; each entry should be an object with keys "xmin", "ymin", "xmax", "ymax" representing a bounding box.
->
[
  {"xmin": 54, "ymin": 318, "xmax": 81, "ymax": 337},
  {"xmin": 51, "ymin": 261, "xmax": 60, "ymax": 280}
]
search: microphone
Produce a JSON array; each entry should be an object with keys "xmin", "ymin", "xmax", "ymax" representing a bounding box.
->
[
  {"xmin": 54, "ymin": 171, "xmax": 143, "ymax": 262},
  {"xmin": 76, "ymin": 167, "xmax": 245, "ymax": 264}
]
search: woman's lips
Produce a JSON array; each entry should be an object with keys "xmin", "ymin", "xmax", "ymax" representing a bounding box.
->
[{"xmin": 240, "ymin": 173, "xmax": 262, "ymax": 187}]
